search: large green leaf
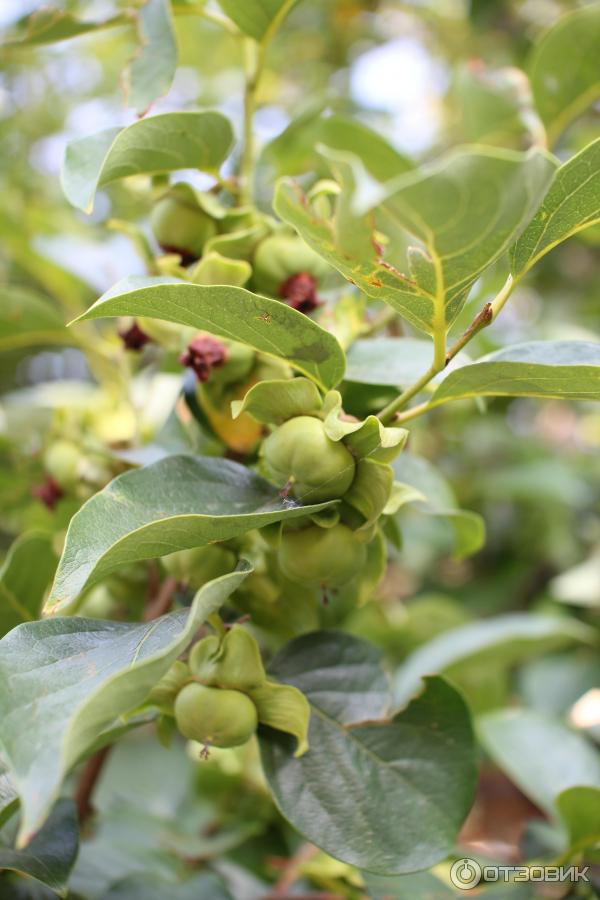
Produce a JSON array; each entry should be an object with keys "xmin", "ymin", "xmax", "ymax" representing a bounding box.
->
[
  {"xmin": 0, "ymin": 286, "xmax": 70, "ymax": 352},
  {"xmin": 260, "ymin": 632, "xmax": 476, "ymax": 874},
  {"xmin": 391, "ymin": 453, "xmax": 485, "ymax": 559},
  {"xmin": 529, "ymin": 4, "xmax": 600, "ymax": 146},
  {"xmin": 101, "ymin": 873, "xmax": 233, "ymax": 900},
  {"xmin": 556, "ymin": 786, "xmax": 600, "ymax": 854},
  {"xmin": 0, "ymin": 567, "xmax": 250, "ymax": 845},
  {"xmin": 0, "ymin": 759, "xmax": 19, "ymax": 829},
  {"xmin": 275, "ymin": 147, "xmax": 555, "ymax": 335},
  {"xmin": 345, "ymin": 337, "xmax": 432, "ymax": 386},
  {"xmin": 448, "ymin": 63, "xmax": 538, "ymax": 149},
  {"xmin": 430, "ymin": 341, "xmax": 600, "ymax": 406},
  {"xmin": 511, "ymin": 139, "xmax": 600, "ymax": 277},
  {"xmin": 264, "ymin": 111, "xmax": 412, "ymax": 181},
  {"xmin": 217, "ymin": 0, "xmax": 298, "ymax": 41},
  {"xmin": 75, "ymin": 277, "xmax": 345, "ymax": 390},
  {"xmin": 0, "ymin": 800, "xmax": 78, "ymax": 897},
  {"xmin": 4, "ymin": 7, "xmax": 127, "ymax": 45},
  {"xmin": 61, "ymin": 112, "xmax": 234, "ymax": 212},
  {"xmin": 0, "ymin": 532, "xmax": 57, "ymax": 637},
  {"xmin": 126, "ymin": 0, "xmax": 177, "ymax": 115},
  {"xmin": 364, "ymin": 870, "xmax": 456, "ymax": 900},
  {"xmin": 479, "ymin": 709, "xmax": 600, "ymax": 817},
  {"xmin": 47, "ymin": 455, "xmax": 333, "ymax": 613},
  {"xmin": 345, "ymin": 336, "xmax": 470, "ymax": 387},
  {"xmin": 394, "ymin": 613, "xmax": 592, "ymax": 706}
]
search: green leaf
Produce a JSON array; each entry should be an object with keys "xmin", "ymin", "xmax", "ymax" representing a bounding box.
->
[
  {"xmin": 75, "ymin": 277, "xmax": 345, "ymax": 390},
  {"xmin": 511, "ymin": 139, "xmax": 600, "ymax": 276},
  {"xmin": 322, "ymin": 391, "xmax": 407, "ymax": 460},
  {"xmin": 394, "ymin": 613, "xmax": 592, "ymax": 707},
  {"xmin": 0, "ymin": 532, "xmax": 57, "ymax": 637},
  {"xmin": 250, "ymin": 681, "xmax": 310, "ymax": 757},
  {"xmin": 190, "ymin": 251, "xmax": 251, "ymax": 288},
  {"xmin": 364, "ymin": 870, "xmax": 456, "ymax": 900},
  {"xmin": 101, "ymin": 873, "xmax": 233, "ymax": 900},
  {"xmin": 126, "ymin": 0, "xmax": 177, "ymax": 115},
  {"xmin": 275, "ymin": 147, "xmax": 555, "ymax": 335},
  {"xmin": 231, "ymin": 377, "xmax": 323, "ymax": 424},
  {"xmin": 5, "ymin": 7, "xmax": 127, "ymax": 46},
  {"xmin": 478, "ymin": 709, "xmax": 600, "ymax": 818},
  {"xmin": 0, "ymin": 566, "xmax": 250, "ymax": 844},
  {"xmin": 345, "ymin": 336, "xmax": 468, "ymax": 387},
  {"xmin": 448, "ymin": 63, "xmax": 539, "ymax": 149},
  {"xmin": 0, "ymin": 800, "xmax": 78, "ymax": 896},
  {"xmin": 430, "ymin": 341, "xmax": 600, "ymax": 406},
  {"xmin": 260, "ymin": 632, "xmax": 476, "ymax": 874},
  {"xmin": 391, "ymin": 453, "xmax": 485, "ymax": 559},
  {"xmin": 0, "ymin": 286, "xmax": 70, "ymax": 352},
  {"xmin": 550, "ymin": 550, "xmax": 600, "ymax": 608},
  {"xmin": 344, "ymin": 459, "xmax": 394, "ymax": 529},
  {"xmin": 264, "ymin": 111, "xmax": 412, "ymax": 181},
  {"xmin": 47, "ymin": 455, "xmax": 333, "ymax": 613},
  {"xmin": 0, "ymin": 760, "xmax": 19, "ymax": 829},
  {"xmin": 556, "ymin": 786, "xmax": 600, "ymax": 854},
  {"xmin": 529, "ymin": 4, "xmax": 600, "ymax": 146},
  {"xmin": 61, "ymin": 112, "xmax": 234, "ymax": 212},
  {"xmin": 217, "ymin": 0, "xmax": 297, "ymax": 42}
]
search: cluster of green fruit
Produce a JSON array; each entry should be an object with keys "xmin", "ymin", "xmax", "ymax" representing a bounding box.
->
[
  {"xmin": 150, "ymin": 182, "xmax": 329, "ymax": 308},
  {"xmin": 148, "ymin": 625, "xmax": 309, "ymax": 754},
  {"xmin": 263, "ymin": 415, "xmax": 367, "ymax": 589},
  {"xmin": 155, "ymin": 378, "xmax": 405, "ymax": 620}
]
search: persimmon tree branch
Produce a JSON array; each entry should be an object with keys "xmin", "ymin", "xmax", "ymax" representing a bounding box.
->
[{"xmin": 240, "ymin": 0, "xmax": 296, "ymax": 204}]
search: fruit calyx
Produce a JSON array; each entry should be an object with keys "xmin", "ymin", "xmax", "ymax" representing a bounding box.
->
[
  {"xmin": 180, "ymin": 335, "xmax": 228, "ymax": 382},
  {"xmin": 119, "ymin": 321, "xmax": 152, "ymax": 351},
  {"xmin": 279, "ymin": 272, "xmax": 322, "ymax": 313}
]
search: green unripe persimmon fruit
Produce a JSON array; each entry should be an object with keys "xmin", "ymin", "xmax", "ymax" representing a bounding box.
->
[
  {"xmin": 253, "ymin": 234, "xmax": 329, "ymax": 297},
  {"xmin": 162, "ymin": 544, "xmax": 236, "ymax": 587},
  {"xmin": 151, "ymin": 189, "xmax": 217, "ymax": 261},
  {"xmin": 43, "ymin": 439, "xmax": 82, "ymax": 488},
  {"xmin": 263, "ymin": 416, "xmax": 355, "ymax": 502},
  {"xmin": 277, "ymin": 523, "xmax": 367, "ymax": 588},
  {"xmin": 174, "ymin": 682, "xmax": 258, "ymax": 748}
]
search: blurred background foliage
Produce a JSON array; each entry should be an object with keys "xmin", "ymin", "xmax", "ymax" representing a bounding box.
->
[{"xmin": 0, "ymin": 1, "xmax": 599, "ymax": 898}]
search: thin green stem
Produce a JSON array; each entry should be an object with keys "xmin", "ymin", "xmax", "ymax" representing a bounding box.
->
[
  {"xmin": 378, "ymin": 361, "xmax": 440, "ymax": 425},
  {"xmin": 238, "ymin": 0, "xmax": 296, "ymax": 205},
  {"xmin": 240, "ymin": 39, "xmax": 258, "ymax": 206},
  {"xmin": 378, "ymin": 326, "xmax": 446, "ymax": 424},
  {"xmin": 490, "ymin": 273, "xmax": 515, "ymax": 320}
]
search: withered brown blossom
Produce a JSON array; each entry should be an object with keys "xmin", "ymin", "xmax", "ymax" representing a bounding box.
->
[{"xmin": 180, "ymin": 335, "xmax": 228, "ymax": 382}]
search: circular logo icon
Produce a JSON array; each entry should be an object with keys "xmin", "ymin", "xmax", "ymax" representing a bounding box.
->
[{"xmin": 450, "ymin": 858, "xmax": 482, "ymax": 890}]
